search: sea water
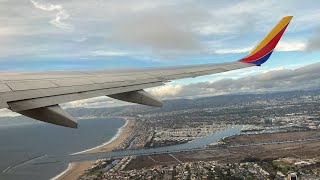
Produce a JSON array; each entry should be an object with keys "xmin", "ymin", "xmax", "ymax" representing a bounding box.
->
[{"xmin": 0, "ymin": 117, "xmax": 125, "ymax": 180}]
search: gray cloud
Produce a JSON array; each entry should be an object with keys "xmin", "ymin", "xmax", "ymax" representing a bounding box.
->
[
  {"xmin": 0, "ymin": 0, "xmax": 318, "ymax": 59},
  {"xmin": 110, "ymin": 8, "xmax": 207, "ymax": 53},
  {"xmin": 306, "ymin": 28, "xmax": 320, "ymax": 50},
  {"xmin": 0, "ymin": 0, "xmax": 209, "ymax": 58},
  {"xmin": 30, "ymin": 0, "xmax": 73, "ymax": 30},
  {"xmin": 237, "ymin": 13, "xmax": 257, "ymax": 35},
  {"xmin": 149, "ymin": 62, "xmax": 320, "ymax": 99},
  {"xmin": 60, "ymin": 62, "xmax": 320, "ymax": 109}
]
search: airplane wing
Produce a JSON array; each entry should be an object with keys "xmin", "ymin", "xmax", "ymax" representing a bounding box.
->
[{"xmin": 0, "ymin": 16, "xmax": 293, "ymax": 128}]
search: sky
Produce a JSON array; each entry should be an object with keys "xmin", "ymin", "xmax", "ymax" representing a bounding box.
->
[{"xmin": 0, "ymin": 0, "xmax": 320, "ymax": 114}]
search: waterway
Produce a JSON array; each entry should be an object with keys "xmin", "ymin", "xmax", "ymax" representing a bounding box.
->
[
  {"xmin": 3, "ymin": 125, "xmax": 242, "ymax": 180},
  {"xmin": 0, "ymin": 118, "xmax": 125, "ymax": 180}
]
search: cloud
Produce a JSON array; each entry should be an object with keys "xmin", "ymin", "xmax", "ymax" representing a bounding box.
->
[
  {"xmin": 91, "ymin": 50, "xmax": 128, "ymax": 57},
  {"xmin": 306, "ymin": 28, "xmax": 320, "ymax": 50},
  {"xmin": 147, "ymin": 84, "xmax": 183, "ymax": 98},
  {"xmin": 215, "ymin": 47, "xmax": 252, "ymax": 54},
  {"xmin": 148, "ymin": 62, "xmax": 320, "ymax": 99},
  {"xmin": 0, "ymin": 109, "xmax": 20, "ymax": 117},
  {"xmin": 55, "ymin": 62, "xmax": 320, "ymax": 108},
  {"xmin": 0, "ymin": 0, "xmax": 318, "ymax": 63},
  {"xmin": 61, "ymin": 96, "xmax": 131, "ymax": 109},
  {"xmin": 30, "ymin": 0, "xmax": 73, "ymax": 30},
  {"xmin": 110, "ymin": 8, "xmax": 206, "ymax": 53},
  {"xmin": 214, "ymin": 40, "xmax": 306, "ymax": 54},
  {"xmin": 275, "ymin": 40, "xmax": 306, "ymax": 51}
]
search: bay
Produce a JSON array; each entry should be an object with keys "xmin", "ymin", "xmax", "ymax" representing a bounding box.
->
[{"xmin": 0, "ymin": 117, "xmax": 125, "ymax": 180}]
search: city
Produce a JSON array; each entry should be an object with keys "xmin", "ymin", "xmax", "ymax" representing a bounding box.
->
[{"xmin": 64, "ymin": 89, "xmax": 320, "ymax": 179}]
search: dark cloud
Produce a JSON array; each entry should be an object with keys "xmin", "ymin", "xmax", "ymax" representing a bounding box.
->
[
  {"xmin": 154, "ymin": 62, "xmax": 320, "ymax": 99},
  {"xmin": 110, "ymin": 8, "xmax": 207, "ymax": 53},
  {"xmin": 306, "ymin": 28, "xmax": 320, "ymax": 50},
  {"xmin": 237, "ymin": 13, "xmax": 257, "ymax": 35}
]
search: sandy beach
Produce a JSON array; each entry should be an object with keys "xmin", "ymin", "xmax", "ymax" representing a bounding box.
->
[{"xmin": 55, "ymin": 117, "xmax": 136, "ymax": 180}]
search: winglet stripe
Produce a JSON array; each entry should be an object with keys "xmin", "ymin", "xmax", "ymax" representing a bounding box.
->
[
  {"xmin": 240, "ymin": 24, "xmax": 288, "ymax": 63},
  {"xmin": 239, "ymin": 16, "xmax": 292, "ymax": 65},
  {"xmin": 246, "ymin": 16, "xmax": 293, "ymax": 57}
]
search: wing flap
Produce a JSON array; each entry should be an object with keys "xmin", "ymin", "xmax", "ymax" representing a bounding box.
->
[
  {"xmin": 0, "ymin": 71, "xmax": 90, "ymax": 82},
  {"xmin": 51, "ymin": 78, "xmax": 95, "ymax": 87},
  {"xmin": 0, "ymin": 77, "xmax": 161, "ymax": 103},
  {"xmin": 0, "ymin": 84, "xmax": 12, "ymax": 93},
  {"xmin": 7, "ymin": 80, "xmax": 58, "ymax": 91}
]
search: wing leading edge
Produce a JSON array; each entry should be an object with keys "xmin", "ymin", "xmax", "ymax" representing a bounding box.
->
[{"xmin": 1, "ymin": 16, "xmax": 292, "ymax": 128}]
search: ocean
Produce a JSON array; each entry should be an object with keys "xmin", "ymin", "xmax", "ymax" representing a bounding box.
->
[{"xmin": 0, "ymin": 117, "xmax": 125, "ymax": 180}]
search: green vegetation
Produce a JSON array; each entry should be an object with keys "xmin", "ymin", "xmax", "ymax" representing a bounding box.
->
[
  {"xmin": 273, "ymin": 160, "xmax": 291, "ymax": 167},
  {"xmin": 241, "ymin": 157, "xmax": 297, "ymax": 178},
  {"xmin": 272, "ymin": 161, "xmax": 297, "ymax": 174},
  {"xmin": 88, "ymin": 169, "xmax": 103, "ymax": 176}
]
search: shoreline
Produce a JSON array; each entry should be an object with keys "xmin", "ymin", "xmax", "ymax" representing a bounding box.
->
[
  {"xmin": 71, "ymin": 119, "xmax": 129, "ymax": 155},
  {"xmin": 54, "ymin": 117, "xmax": 136, "ymax": 180},
  {"xmin": 51, "ymin": 118, "xmax": 129, "ymax": 180},
  {"xmin": 51, "ymin": 163, "xmax": 72, "ymax": 180}
]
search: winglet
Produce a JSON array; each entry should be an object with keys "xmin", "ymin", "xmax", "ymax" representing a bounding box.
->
[{"xmin": 239, "ymin": 16, "xmax": 293, "ymax": 66}]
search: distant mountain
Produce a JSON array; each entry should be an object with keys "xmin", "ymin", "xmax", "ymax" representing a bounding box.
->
[
  {"xmin": 66, "ymin": 88, "xmax": 320, "ymax": 118},
  {"xmin": 0, "ymin": 88, "xmax": 318, "ymax": 126}
]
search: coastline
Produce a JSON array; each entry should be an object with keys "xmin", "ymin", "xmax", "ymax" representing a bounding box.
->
[
  {"xmin": 53, "ymin": 117, "xmax": 136, "ymax": 180},
  {"xmin": 51, "ymin": 163, "xmax": 72, "ymax": 180},
  {"xmin": 71, "ymin": 119, "xmax": 129, "ymax": 155}
]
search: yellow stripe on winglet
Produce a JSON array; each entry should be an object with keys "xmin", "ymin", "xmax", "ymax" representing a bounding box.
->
[{"xmin": 246, "ymin": 16, "xmax": 293, "ymax": 57}]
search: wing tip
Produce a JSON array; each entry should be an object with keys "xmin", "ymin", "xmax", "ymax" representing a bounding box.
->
[
  {"xmin": 239, "ymin": 16, "xmax": 293, "ymax": 66},
  {"xmin": 283, "ymin": 16, "xmax": 293, "ymax": 20}
]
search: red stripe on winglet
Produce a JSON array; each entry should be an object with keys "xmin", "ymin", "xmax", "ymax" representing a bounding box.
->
[{"xmin": 240, "ymin": 24, "xmax": 289, "ymax": 63}]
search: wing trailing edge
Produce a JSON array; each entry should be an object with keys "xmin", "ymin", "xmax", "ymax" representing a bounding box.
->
[{"xmin": 14, "ymin": 89, "xmax": 162, "ymax": 129}]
